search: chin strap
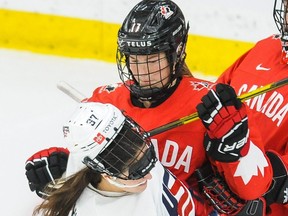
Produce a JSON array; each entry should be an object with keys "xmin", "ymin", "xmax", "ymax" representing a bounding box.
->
[
  {"xmin": 106, "ymin": 177, "xmax": 147, "ymax": 188},
  {"xmin": 130, "ymin": 84, "xmax": 162, "ymax": 101}
]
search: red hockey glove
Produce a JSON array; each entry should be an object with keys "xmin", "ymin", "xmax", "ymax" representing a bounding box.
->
[
  {"xmin": 195, "ymin": 163, "xmax": 266, "ymax": 216},
  {"xmin": 25, "ymin": 147, "xmax": 69, "ymax": 198},
  {"xmin": 194, "ymin": 163, "xmax": 245, "ymax": 215},
  {"xmin": 197, "ymin": 83, "xmax": 250, "ymax": 162}
]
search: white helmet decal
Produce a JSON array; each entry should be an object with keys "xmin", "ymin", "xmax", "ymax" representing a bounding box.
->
[{"xmin": 64, "ymin": 102, "xmax": 125, "ymax": 176}]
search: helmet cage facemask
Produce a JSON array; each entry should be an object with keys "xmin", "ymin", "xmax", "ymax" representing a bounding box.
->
[
  {"xmin": 117, "ymin": 23, "xmax": 189, "ymax": 101},
  {"xmin": 83, "ymin": 116, "xmax": 157, "ymax": 180},
  {"xmin": 274, "ymin": 0, "xmax": 288, "ymax": 63}
]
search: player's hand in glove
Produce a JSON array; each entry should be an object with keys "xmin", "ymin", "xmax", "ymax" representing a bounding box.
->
[
  {"xmin": 25, "ymin": 147, "xmax": 69, "ymax": 198},
  {"xmin": 194, "ymin": 163, "xmax": 245, "ymax": 215},
  {"xmin": 194, "ymin": 163, "xmax": 266, "ymax": 216},
  {"xmin": 196, "ymin": 83, "xmax": 250, "ymax": 162}
]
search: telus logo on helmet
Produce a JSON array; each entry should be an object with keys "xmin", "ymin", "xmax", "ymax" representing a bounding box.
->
[
  {"xmin": 126, "ymin": 41, "xmax": 152, "ymax": 47},
  {"xmin": 117, "ymin": 39, "xmax": 152, "ymax": 48}
]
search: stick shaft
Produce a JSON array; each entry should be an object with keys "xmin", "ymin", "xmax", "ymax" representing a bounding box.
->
[
  {"xmin": 148, "ymin": 77, "xmax": 288, "ymax": 137},
  {"xmin": 57, "ymin": 78, "xmax": 288, "ymax": 137},
  {"xmin": 238, "ymin": 77, "xmax": 288, "ymax": 101},
  {"xmin": 57, "ymin": 81, "xmax": 86, "ymax": 102}
]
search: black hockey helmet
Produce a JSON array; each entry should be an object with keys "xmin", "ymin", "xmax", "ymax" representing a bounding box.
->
[
  {"xmin": 117, "ymin": 0, "xmax": 189, "ymax": 101},
  {"xmin": 274, "ymin": 0, "xmax": 288, "ymax": 63}
]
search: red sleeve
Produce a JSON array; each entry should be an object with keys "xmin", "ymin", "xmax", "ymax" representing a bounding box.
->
[
  {"xmin": 214, "ymin": 47, "xmax": 274, "ymax": 199},
  {"xmin": 213, "ymin": 112, "xmax": 273, "ymax": 200},
  {"xmin": 215, "ymin": 152, "xmax": 272, "ymax": 200}
]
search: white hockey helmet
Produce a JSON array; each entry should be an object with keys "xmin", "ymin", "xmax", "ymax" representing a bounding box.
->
[
  {"xmin": 64, "ymin": 102, "xmax": 125, "ymax": 176},
  {"xmin": 64, "ymin": 102, "xmax": 125, "ymax": 155},
  {"xmin": 64, "ymin": 102, "xmax": 157, "ymax": 179}
]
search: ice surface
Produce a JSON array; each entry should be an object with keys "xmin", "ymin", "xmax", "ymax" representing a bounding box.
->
[{"xmin": 0, "ymin": 48, "xmax": 119, "ymax": 215}]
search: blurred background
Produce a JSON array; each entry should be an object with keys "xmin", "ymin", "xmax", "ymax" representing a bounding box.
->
[{"xmin": 0, "ymin": 0, "xmax": 276, "ymax": 215}]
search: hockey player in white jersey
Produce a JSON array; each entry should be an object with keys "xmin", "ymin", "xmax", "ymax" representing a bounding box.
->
[{"xmin": 30, "ymin": 102, "xmax": 196, "ymax": 216}]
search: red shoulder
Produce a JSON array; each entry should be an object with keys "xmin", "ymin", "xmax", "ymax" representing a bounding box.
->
[{"xmin": 87, "ymin": 82, "xmax": 129, "ymax": 103}]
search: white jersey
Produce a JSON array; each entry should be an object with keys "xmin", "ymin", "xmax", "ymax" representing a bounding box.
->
[{"xmin": 68, "ymin": 161, "xmax": 195, "ymax": 216}]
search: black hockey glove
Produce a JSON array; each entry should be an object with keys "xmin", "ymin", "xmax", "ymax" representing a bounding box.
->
[
  {"xmin": 195, "ymin": 163, "xmax": 266, "ymax": 216},
  {"xmin": 236, "ymin": 198, "xmax": 266, "ymax": 216},
  {"xmin": 25, "ymin": 147, "xmax": 69, "ymax": 198},
  {"xmin": 196, "ymin": 83, "xmax": 249, "ymax": 162},
  {"xmin": 194, "ymin": 163, "xmax": 246, "ymax": 215}
]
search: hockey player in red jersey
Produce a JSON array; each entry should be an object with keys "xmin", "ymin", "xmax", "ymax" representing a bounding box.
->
[
  {"xmin": 25, "ymin": 1, "xmax": 273, "ymax": 215},
  {"xmin": 216, "ymin": 0, "xmax": 288, "ymax": 215},
  {"xmin": 85, "ymin": 0, "xmax": 271, "ymax": 203}
]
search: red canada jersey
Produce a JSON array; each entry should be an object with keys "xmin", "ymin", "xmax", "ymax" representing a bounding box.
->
[
  {"xmin": 218, "ymin": 34, "xmax": 288, "ymax": 215},
  {"xmin": 86, "ymin": 76, "xmax": 271, "ymax": 200},
  {"xmin": 218, "ymin": 35, "xmax": 288, "ymax": 155}
]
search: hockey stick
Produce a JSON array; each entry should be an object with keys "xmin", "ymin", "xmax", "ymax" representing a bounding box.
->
[
  {"xmin": 57, "ymin": 78, "xmax": 288, "ymax": 137},
  {"xmin": 56, "ymin": 81, "xmax": 86, "ymax": 102},
  {"xmin": 147, "ymin": 77, "xmax": 288, "ymax": 137}
]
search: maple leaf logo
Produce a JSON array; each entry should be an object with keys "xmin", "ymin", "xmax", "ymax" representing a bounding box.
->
[
  {"xmin": 190, "ymin": 81, "xmax": 214, "ymax": 91},
  {"xmin": 105, "ymin": 83, "xmax": 120, "ymax": 93},
  {"xmin": 234, "ymin": 141, "xmax": 269, "ymax": 185}
]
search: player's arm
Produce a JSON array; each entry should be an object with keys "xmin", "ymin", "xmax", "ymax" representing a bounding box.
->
[
  {"xmin": 25, "ymin": 147, "xmax": 69, "ymax": 198},
  {"xmin": 194, "ymin": 162, "xmax": 266, "ymax": 215},
  {"xmin": 194, "ymin": 150, "xmax": 288, "ymax": 215},
  {"xmin": 196, "ymin": 83, "xmax": 272, "ymax": 199}
]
